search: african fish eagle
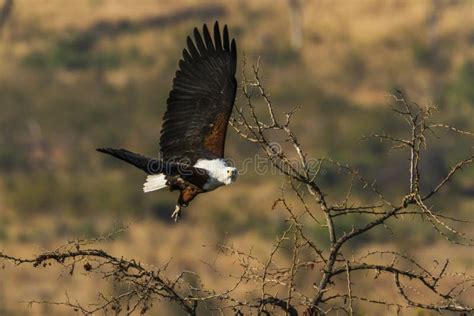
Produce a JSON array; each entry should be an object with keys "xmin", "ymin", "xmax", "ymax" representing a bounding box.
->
[{"xmin": 97, "ymin": 22, "xmax": 238, "ymax": 221}]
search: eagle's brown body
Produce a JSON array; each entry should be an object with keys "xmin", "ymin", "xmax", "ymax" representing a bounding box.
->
[{"xmin": 167, "ymin": 175, "xmax": 203, "ymax": 206}]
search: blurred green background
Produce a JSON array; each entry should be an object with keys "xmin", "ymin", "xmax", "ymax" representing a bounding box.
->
[{"xmin": 0, "ymin": 0, "xmax": 472, "ymax": 314}]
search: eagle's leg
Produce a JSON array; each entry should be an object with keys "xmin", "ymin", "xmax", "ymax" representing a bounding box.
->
[
  {"xmin": 171, "ymin": 204, "xmax": 182, "ymax": 222},
  {"xmin": 171, "ymin": 185, "xmax": 202, "ymax": 222}
]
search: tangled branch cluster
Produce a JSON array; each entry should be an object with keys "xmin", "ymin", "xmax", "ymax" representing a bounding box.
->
[
  {"xmin": 228, "ymin": 60, "xmax": 473, "ymax": 314},
  {"xmin": 1, "ymin": 61, "xmax": 473, "ymax": 315}
]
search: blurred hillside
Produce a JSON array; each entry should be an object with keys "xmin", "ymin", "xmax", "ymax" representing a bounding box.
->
[{"xmin": 0, "ymin": 0, "xmax": 473, "ymax": 314}]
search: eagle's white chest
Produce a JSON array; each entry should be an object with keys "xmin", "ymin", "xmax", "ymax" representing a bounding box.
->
[{"xmin": 193, "ymin": 158, "xmax": 232, "ymax": 191}]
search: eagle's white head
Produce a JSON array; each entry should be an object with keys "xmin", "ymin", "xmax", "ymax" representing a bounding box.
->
[
  {"xmin": 224, "ymin": 166, "xmax": 238, "ymax": 185},
  {"xmin": 194, "ymin": 159, "xmax": 238, "ymax": 190}
]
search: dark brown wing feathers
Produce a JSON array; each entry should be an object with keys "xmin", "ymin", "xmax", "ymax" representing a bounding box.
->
[{"xmin": 159, "ymin": 21, "xmax": 237, "ymax": 164}]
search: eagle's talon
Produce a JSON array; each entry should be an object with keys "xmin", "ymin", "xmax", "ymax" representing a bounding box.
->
[{"xmin": 171, "ymin": 205, "xmax": 182, "ymax": 222}]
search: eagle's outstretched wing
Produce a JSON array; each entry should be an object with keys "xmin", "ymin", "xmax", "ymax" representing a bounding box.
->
[{"xmin": 159, "ymin": 21, "xmax": 237, "ymax": 164}]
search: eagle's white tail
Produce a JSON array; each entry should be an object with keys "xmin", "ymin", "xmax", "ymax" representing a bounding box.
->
[{"xmin": 143, "ymin": 174, "xmax": 167, "ymax": 193}]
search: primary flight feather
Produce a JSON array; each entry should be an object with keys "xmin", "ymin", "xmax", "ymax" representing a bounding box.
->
[{"xmin": 97, "ymin": 22, "xmax": 238, "ymax": 221}]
